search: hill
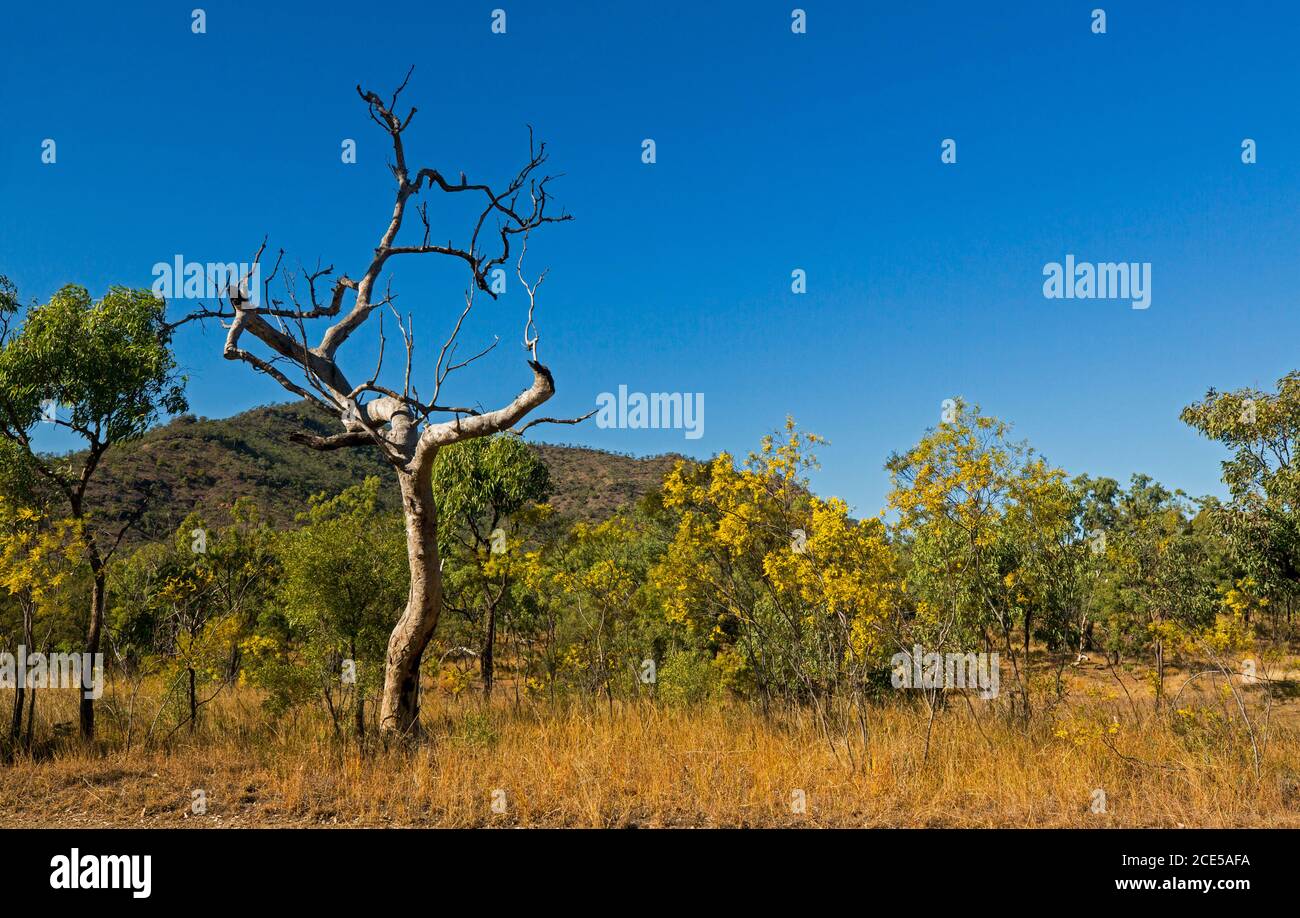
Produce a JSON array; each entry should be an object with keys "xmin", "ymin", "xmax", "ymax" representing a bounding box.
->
[{"xmin": 76, "ymin": 402, "xmax": 683, "ymax": 541}]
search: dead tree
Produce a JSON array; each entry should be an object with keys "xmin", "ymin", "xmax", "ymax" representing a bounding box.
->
[{"xmin": 182, "ymin": 71, "xmax": 580, "ymax": 737}]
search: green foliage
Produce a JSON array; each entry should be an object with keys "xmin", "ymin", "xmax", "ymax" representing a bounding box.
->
[
  {"xmin": 0, "ymin": 283, "xmax": 186, "ymax": 449},
  {"xmin": 434, "ymin": 434, "xmax": 553, "ymax": 694},
  {"xmin": 655, "ymin": 649, "xmax": 719, "ymax": 706},
  {"xmin": 885, "ymin": 401, "xmax": 1081, "ymax": 712},
  {"xmin": 1083, "ymin": 475, "xmax": 1225, "ymax": 699},
  {"xmin": 0, "ymin": 274, "xmax": 1292, "ymax": 739},
  {"xmin": 1182, "ymin": 374, "xmax": 1300, "ymax": 622},
  {"xmin": 0, "ymin": 277, "xmax": 190, "ymax": 736},
  {"xmin": 108, "ymin": 502, "xmax": 279, "ymax": 731},
  {"xmin": 432, "ymin": 434, "xmax": 550, "ymax": 548},
  {"xmin": 278, "ymin": 477, "xmax": 403, "ymax": 650},
  {"xmin": 56, "ymin": 402, "xmax": 676, "ymax": 550},
  {"xmin": 243, "ymin": 478, "xmax": 404, "ymax": 728},
  {"xmin": 520, "ymin": 508, "xmax": 669, "ymax": 698}
]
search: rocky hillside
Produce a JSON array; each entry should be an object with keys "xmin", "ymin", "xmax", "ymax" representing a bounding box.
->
[{"xmin": 76, "ymin": 402, "xmax": 683, "ymax": 541}]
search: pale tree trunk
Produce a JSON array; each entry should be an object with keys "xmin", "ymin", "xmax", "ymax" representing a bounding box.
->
[
  {"xmin": 379, "ymin": 461, "xmax": 443, "ymax": 737},
  {"xmin": 207, "ymin": 77, "xmax": 570, "ymax": 737}
]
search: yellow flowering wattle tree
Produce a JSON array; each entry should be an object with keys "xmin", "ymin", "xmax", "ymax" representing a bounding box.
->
[
  {"xmin": 520, "ymin": 512, "xmax": 662, "ymax": 701},
  {"xmin": 886, "ymin": 400, "xmax": 1082, "ymax": 720},
  {"xmin": 653, "ymin": 419, "xmax": 900, "ymax": 706},
  {"xmin": 0, "ymin": 474, "xmax": 81, "ymax": 751}
]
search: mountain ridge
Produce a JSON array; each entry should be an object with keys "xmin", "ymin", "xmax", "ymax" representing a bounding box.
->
[{"xmin": 75, "ymin": 401, "xmax": 684, "ymax": 542}]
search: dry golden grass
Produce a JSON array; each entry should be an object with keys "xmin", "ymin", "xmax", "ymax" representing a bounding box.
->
[{"xmin": 1, "ymin": 662, "xmax": 1298, "ymax": 828}]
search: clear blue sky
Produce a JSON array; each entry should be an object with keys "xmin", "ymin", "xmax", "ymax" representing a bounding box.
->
[{"xmin": 3, "ymin": 1, "xmax": 1298, "ymax": 515}]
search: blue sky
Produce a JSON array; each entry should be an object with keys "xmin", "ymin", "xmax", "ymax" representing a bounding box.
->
[{"xmin": 2, "ymin": 1, "xmax": 1298, "ymax": 515}]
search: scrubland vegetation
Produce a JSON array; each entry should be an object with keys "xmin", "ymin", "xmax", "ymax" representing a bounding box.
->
[
  {"xmin": 2, "ymin": 77, "xmax": 1298, "ymax": 828},
  {"xmin": 0, "ymin": 310, "xmax": 1298, "ymax": 825}
]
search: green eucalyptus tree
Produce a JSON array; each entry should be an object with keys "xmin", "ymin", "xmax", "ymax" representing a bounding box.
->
[
  {"xmin": 1183, "ymin": 373, "xmax": 1300, "ymax": 636},
  {"xmin": 433, "ymin": 434, "xmax": 550, "ymax": 698},
  {"xmin": 276, "ymin": 478, "xmax": 405, "ymax": 737},
  {"xmin": 0, "ymin": 279, "xmax": 186, "ymax": 739}
]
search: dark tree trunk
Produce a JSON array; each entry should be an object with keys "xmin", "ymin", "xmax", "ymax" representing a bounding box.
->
[
  {"xmin": 80, "ymin": 549, "xmax": 105, "ymax": 742},
  {"xmin": 352, "ymin": 638, "xmax": 364, "ymax": 738},
  {"xmin": 24, "ymin": 685, "xmax": 35, "ymax": 750},
  {"xmin": 188, "ymin": 666, "xmax": 197, "ymax": 732},
  {"xmin": 9, "ymin": 595, "xmax": 33, "ymax": 747},
  {"xmin": 9, "ymin": 682, "xmax": 23, "ymax": 748},
  {"xmin": 481, "ymin": 601, "xmax": 497, "ymax": 699}
]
